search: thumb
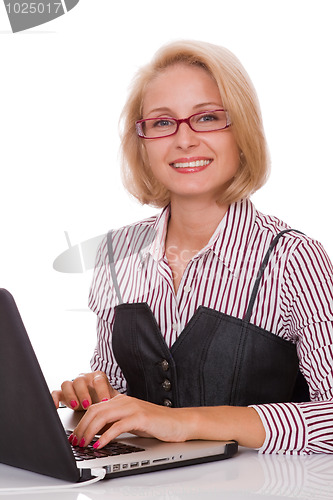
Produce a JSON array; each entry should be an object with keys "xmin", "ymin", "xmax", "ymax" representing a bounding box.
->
[
  {"xmin": 91, "ymin": 373, "xmax": 116, "ymax": 402},
  {"xmin": 51, "ymin": 390, "xmax": 61, "ymax": 409}
]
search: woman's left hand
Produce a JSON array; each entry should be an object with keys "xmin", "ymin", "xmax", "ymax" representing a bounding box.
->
[{"xmin": 70, "ymin": 395, "xmax": 192, "ymax": 449}]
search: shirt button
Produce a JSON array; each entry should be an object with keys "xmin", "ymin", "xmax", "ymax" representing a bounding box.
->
[
  {"xmin": 162, "ymin": 379, "xmax": 171, "ymax": 391},
  {"xmin": 184, "ymin": 284, "xmax": 191, "ymax": 293},
  {"xmin": 163, "ymin": 399, "xmax": 173, "ymax": 407},
  {"xmin": 161, "ymin": 359, "xmax": 169, "ymax": 371},
  {"xmin": 172, "ymin": 322, "xmax": 178, "ymax": 331}
]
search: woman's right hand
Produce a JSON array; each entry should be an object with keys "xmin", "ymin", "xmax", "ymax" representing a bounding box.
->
[{"xmin": 52, "ymin": 371, "xmax": 119, "ymax": 411}]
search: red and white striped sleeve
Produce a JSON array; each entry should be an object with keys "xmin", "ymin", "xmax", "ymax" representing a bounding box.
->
[{"xmin": 252, "ymin": 238, "xmax": 333, "ymax": 454}]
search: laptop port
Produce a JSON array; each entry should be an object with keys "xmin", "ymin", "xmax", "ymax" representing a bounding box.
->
[
  {"xmin": 112, "ymin": 464, "xmax": 121, "ymax": 472},
  {"xmin": 152, "ymin": 457, "xmax": 170, "ymax": 463},
  {"xmin": 130, "ymin": 462, "xmax": 139, "ymax": 468},
  {"xmin": 141, "ymin": 460, "xmax": 150, "ymax": 466}
]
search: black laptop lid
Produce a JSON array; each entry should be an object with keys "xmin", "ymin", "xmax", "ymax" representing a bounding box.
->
[{"xmin": 0, "ymin": 288, "xmax": 80, "ymax": 482}]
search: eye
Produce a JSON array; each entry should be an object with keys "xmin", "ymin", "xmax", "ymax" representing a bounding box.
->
[
  {"xmin": 191, "ymin": 110, "xmax": 228, "ymax": 131},
  {"xmin": 152, "ymin": 118, "xmax": 174, "ymax": 128},
  {"xmin": 197, "ymin": 112, "xmax": 219, "ymax": 123}
]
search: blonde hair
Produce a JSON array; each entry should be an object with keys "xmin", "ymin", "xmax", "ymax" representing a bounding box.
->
[{"xmin": 120, "ymin": 40, "xmax": 270, "ymax": 207}]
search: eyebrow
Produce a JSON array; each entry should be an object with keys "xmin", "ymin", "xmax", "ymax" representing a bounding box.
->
[
  {"xmin": 193, "ymin": 102, "xmax": 223, "ymax": 110},
  {"xmin": 144, "ymin": 102, "xmax": 223, "ymax": 117}
]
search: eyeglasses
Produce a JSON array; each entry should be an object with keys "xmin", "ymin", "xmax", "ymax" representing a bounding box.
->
[{"xmin": 135, "ymin": 109, "xmax": 231, "ymax": 139}]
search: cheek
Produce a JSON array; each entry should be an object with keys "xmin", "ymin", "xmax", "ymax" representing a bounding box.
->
[
  {"xmin": 229, "ymin": 143, "xmax": 241, "ymax": 170},
  {"xmin": 144, "ymin": 141, "xmax": 169, "ymax": 167},
  {"xmin": 142, "ymin": 144, "xmax": 166, "ymax": 183},
  {"xmin": 143, "ymin": 143, "xmax": 157, "ymax": 166},
  {"xmin": 218, "ymin": 135, "xmax": 240, "ymax": 167}
]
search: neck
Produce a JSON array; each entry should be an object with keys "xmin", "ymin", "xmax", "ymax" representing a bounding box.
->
[{"xmin": 167, "ymin": 197, "xmax": 229, "ymax": 251}]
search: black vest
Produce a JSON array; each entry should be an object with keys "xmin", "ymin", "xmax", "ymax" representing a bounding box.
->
[{"xmin": 108, "ymin": 229, "xmax": 309, "ymax": 408}]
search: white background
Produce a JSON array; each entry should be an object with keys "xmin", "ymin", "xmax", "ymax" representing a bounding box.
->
[{"xmin": 0, "ymin": 0, "xmax": 332, "ymax": 390}]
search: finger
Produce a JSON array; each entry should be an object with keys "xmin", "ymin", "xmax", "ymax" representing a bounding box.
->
[
  {"xmin": 59, "ymin": 380, "xmax": 81, "ymax": 410},
  {"xmin": 94, "ymin": 414, "xmax": 150, "ymax": 448},
  {"xmin": 73, "ymin": 401, "xmax": 113, "ymax": 446},
  {"xmin": 51, "ymin": 390, "xmax": 62, "ymax": 409},
  {"xmin": 74, "ymin": 395, "xmax": 127, "ymax": 446},
  {"xmin": 72, "ymin": 375, "xmax": 93, "ymax": 410},
  {"xmin": 91, "ymin": 373, "xmax": 114, "ymax": 402}
]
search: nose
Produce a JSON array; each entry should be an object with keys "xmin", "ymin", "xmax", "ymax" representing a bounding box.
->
[{"xmin": 174, "ymin": 121, "xmax": 199, "ymax": 150}]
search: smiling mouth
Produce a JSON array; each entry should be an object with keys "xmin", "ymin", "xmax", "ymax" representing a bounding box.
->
[{"xmin": 170, "ymin": 159, "xmax": 212, "ymax": 169}]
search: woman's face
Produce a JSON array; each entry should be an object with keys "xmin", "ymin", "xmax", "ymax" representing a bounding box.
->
[{"xmin": 141, "ymin": 63, "xmax": 240, "ymax": 205}]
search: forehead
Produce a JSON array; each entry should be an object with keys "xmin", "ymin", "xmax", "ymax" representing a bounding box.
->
[{"xmin": 142, "ymin": 63, "xmax": 222, "ymax": 115}]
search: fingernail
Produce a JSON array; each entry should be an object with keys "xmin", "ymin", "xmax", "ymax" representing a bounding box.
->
[
  {"xmin": 79, "ymin": 438, "xmax": 85, "ymax": 447},
  {"xmin": 82, "ymin": 399, "xmax": 90, "ymax": 409},
  {"xmin": 102, "ymin": 398, "xmax": 108, "ymax": 402},
  {"xmin": 68, "ymin": 433, "xmax": 74, "ymax": 444},
  {"xmin": 72, "ymin": 435, "xmax": 78, "ymax": 446},
  {"xmin": 93, "ymin": 440, "xmax": 100, "ymax": 449},
  {"xmin": 70, "ymin": 400, "xmax": 78, "ymax": 409}
]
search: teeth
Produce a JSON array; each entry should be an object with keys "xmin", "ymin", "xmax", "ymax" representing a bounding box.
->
[{"xmin": 172, "ymin": 159, "xmax": 211, "ymax": 169}]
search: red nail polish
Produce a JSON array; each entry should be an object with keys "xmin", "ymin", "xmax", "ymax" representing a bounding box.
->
[
  {"xmin": 70, "ymin": 400, "xmax": 78, "ymax": 409},
  {"xmin": 82, "ymin": 399, "xmax": 90, "ymax": 409},
  {"xmin": 79, "ymin": 438, "xmax": 85, "ymax": 447},
  {"xmin": 102, "ymin": 398, "xmax": 108, "ymax": 402},
  {"xmin": 68, "ymin": 433, "xmax": 74, "ymax": 444},
  {"xmin": 93, "ymin": 440, "xmax": 100, "ymax": 449},
  {"xmin": 72, "ymin": 435, "xmax": 78, "ymax": 446}
]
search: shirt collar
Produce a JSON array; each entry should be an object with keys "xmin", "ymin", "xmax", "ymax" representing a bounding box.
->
[{"xmin": 141, "ymin": 199, "xmax": 256, "ymax": 276}]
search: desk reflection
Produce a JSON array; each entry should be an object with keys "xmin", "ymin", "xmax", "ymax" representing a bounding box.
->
[
  {"xmin": 72, "ymin": 448, "xmax": 333, "ymax": 500},
  {"xmin": 256, "ymin": 452, "xmax": 333, "ymax": 499},
  {"xmin": 1, "ymin": 444, "xmax": 333, "ymax": 499}
]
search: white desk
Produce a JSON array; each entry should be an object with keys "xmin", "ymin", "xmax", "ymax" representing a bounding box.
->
[{"xmin": 0, "ymin": 408, "xmax": 333, "ymax": 500}]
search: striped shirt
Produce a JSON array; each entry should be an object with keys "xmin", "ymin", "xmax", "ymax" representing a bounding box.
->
[{"xmin": 89, "ymin": 199, "xmax": 333, "ymax": 454}]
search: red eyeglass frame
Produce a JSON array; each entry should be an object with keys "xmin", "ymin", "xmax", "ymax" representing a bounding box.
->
[{"xmin": 135, "ymin": 109, "xmax": 231, "ymax": 139}]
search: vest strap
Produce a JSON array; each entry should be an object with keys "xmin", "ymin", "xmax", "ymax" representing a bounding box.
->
[
  {"xmin": 107, "ymin": 231, "xmax": 123, "ymax": 304},
  {"xmin": 243, "ymin": 229, "xmax": 304, "ymax": 322}
]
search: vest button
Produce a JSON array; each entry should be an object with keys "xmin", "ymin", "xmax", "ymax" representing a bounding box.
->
[
  {"xmin": 161, "ymin": 359, "xmax": 169, "ymax": 371},
  {"xmin": 163, "ymin": 399, "xmax": 173, "ymax": 407},
  {"xmin": 162, "ymin": 379, "xmax": 171, "ymax": 391}
]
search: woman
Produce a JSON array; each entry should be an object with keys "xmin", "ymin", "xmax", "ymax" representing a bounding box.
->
[{"xmin": 52, "ymin": 40, "xmax": 333, "ymax": 454}]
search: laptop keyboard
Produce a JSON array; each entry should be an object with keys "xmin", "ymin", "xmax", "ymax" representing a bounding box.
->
[{"xmin": 66, "ymin": 430, "xmax": 145, "ymax": 462}]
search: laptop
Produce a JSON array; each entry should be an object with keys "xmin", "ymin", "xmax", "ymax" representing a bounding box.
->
[{"xmin": 0, "ymin": 288, "xmax": 238, "ymax": 483}]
